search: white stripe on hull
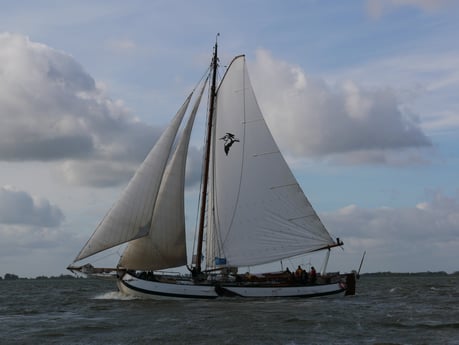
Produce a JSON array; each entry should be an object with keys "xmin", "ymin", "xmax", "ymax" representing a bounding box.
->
[
  {"xmin": 118, "ymin": 273, "xmax": 345, "ymax": 299},
  {"xmin": 220, "ymin": 283, "xmax": 344, "ymax": 298}
]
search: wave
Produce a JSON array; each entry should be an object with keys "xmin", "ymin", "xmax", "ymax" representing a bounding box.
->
[{"xmin": 382, "ymin": 320, "xmax": 459, "ymax": 330}]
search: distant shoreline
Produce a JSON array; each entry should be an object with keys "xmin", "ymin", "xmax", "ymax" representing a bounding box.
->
[
  {"xmin": 1, "ymin": 273, "xmax": 84, "ymax": 280},
  {"xmin": 359, "ymin": 271, "xmax": 459, "ymax": 277}
]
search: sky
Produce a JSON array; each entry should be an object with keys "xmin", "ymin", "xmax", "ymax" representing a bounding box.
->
[{"xmin": 0, "ymin": 0, "xmax": 458, "ymax": 278}]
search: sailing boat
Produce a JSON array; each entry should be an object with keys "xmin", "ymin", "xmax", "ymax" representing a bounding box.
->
[{"xmin": 68, "ymin": 41, "xmax": 356, "ymax": 299}]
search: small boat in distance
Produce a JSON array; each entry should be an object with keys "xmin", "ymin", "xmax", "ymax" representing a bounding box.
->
[{"xmin": 68, "ymin": 39, "xmax": 357, "ymax": 299}]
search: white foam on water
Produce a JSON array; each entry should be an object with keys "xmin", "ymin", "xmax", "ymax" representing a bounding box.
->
[{"xmin": 92, "ymin": 290, "xmax": 139, "ymax": 300}]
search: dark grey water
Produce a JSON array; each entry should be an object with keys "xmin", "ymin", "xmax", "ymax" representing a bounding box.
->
[{"xmin": 0, "ymin": 275, "xmax": 458, "ymax": 345}]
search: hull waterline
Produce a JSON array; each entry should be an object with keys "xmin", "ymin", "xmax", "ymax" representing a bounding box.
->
[{"xmin": 117, "ymin": 272, "xmax": 350, "ymax": 300}]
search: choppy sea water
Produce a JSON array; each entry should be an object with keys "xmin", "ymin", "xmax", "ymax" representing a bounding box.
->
[{"xmin": 0, "ymin": 275, "xmax": 458, "ymax": 345}]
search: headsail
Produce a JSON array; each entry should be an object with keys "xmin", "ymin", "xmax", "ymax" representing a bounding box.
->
[
  {"xmin": 206, "ymin": 56, "xmax": 335, "ymax": 268},
  {"xmin": 73, "ymin": 94, "xmax": 193, "ymax": 262},
  {"xmin": 119, "ymin": 80, "xmax": 207, "ymax": 270}
]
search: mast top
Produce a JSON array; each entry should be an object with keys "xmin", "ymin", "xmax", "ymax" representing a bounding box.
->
[{"xmin": 213, "ymin": 34, "xmax": 219, "ymax": 65}]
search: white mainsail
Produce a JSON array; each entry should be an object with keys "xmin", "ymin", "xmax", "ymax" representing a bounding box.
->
[
  {"xmin": 74, "ymin": 94, "xmax": 192, "ymax": 262},
  {"xmin": 206, "ymin": 55, "xmax": 334, "ymax": 268},
  {"xmin": 119, "ymin": 81, "xmax": 207, "ymax": 270}
]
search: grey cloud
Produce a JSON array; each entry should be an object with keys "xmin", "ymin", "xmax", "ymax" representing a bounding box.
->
[
  {"xmin": 321, "ymin": 191, "xmax": 459, "ymax": 271},
  {"xmin": 60, "ymin": 160, "xmax": 136, "ymax": 188},
  {"xmin": 250, "ymin": 50, "xmax": 431, "ymax": 165},
  {"xmin": 0, "ymin": 186, "xmax": 64, "ymax": 227},
  {"xmin": 0, "ymin": 132, "xmax": 93, "ymax": 161},
  {"xmin": 0, "ymin": 33, "xmax": 96, "ymax": 160}
]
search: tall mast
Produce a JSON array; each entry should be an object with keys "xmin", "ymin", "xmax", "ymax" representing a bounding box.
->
[{"xmin": 195, "ymin": 35, "xmax": 219, "ymax": 273}]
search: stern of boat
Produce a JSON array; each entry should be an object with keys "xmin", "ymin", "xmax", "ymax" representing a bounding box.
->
[{"xmin": 344, "ymin": 272, "xmax": 357, "ymax": 296}]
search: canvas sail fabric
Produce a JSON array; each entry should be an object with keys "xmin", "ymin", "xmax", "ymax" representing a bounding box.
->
[
  {"xmin": 119, "ymin": 81, "xmax": 207, "ymax": 270},
  {"xmin": 206, "ymin": 55, "xmax": 334, "ymax": 268},
  {"xmin": 74, "ymin": 94, "xmax": 193, "ymax": 262}
]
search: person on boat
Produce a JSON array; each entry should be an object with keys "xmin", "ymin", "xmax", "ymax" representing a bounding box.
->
[
  {"xmin": 310, "ymin": 266, "xmax": 317, "ymax": 283},
  {"xmin": 295, "ymin": 265, "xmax": 304, "ymax": 280},
  {"xmin": 284, "ymin": 267, "xmax": 294, "ymax": 281},
  {"xmin": 301, "ymin": 268, "xmax": 308, "ymax": 283}
]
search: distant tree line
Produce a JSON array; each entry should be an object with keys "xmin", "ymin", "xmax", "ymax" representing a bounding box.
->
[
  {"xmin": 2, "ymin": 273, "xmax": 19, "ymax": 280},
  {"xmin": 1, "ymin": 273, "xmax": 80, "ymax": 280}
]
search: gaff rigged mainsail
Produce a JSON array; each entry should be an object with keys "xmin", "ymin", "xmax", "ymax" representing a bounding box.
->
[{"xmin": 206, "ymin": 56, "xmax": 335, "ymax": 269}]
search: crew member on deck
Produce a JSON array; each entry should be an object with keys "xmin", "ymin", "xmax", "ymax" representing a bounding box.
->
[
  {"xmin": 310, "ymin": 266, "xmax": 317, "ymax": 283},
  {"xmin": 295, "ymin": 265, "xmax": 304, "ymax": 280}
]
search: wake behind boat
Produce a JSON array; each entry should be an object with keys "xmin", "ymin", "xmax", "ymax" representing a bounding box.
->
[{"xmin": 68, "ymin": 38, "xmax": 357, "ymax": 299}]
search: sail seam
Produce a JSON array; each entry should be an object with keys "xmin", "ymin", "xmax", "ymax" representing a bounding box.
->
[
  {"xmin": 288, "ymin": 215, "xmax": 317, "ymax": 221},
  {"xmin": 270, "ymin": 183, "xmax": 298, "ymax": 190},
  {"xmin": 242, "ymin": 118, "xmax": 263, "ymax": 124},
  {"xmin": 253, "ymin": 151, "xmax": 280, "ymax": 157}
]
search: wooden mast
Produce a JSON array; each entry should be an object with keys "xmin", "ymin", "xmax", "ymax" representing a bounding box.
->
[{"xmin": 195, "ymin": 36, "xmax": 219, "ymax": 273}]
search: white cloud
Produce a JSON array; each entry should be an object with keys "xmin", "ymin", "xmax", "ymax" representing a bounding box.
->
[
  {"xmin": 0, "ymin": 32, "xmax": 167, "ymax": 187},
  {"xmin": 322, "ymin": 190, "xmax": 459, "ymax": 272},
  {"xmin": 249, "ymin": 49, "xmax": 431, "ymax": 165},
  {"xmin": 323, "ymin": 51, "xmax": 459, "ymax": 135}
]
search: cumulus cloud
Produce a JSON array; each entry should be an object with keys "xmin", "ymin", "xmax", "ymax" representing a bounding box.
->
[
  {"xmin": 0, "ymin": 32, "xmax": 166, "ymax": 187},
  {"xmin": 249, "ymin": 49, "xmax": 431, "ymax": 165},
  {"xmin": 0, "ymin": 186, "xmax": 64, "ymax": 227},
  {"xmin": 0, "ymin": 33, "xmax": 93, "ymax": 160},
  {"xmin": 325, "ymin": 52, "xmax": 459, "ymax": 134},
  {"xmin": 0, "ymin": 33, "xmax": 434, "ymax": 188},
  {"xmin": 322, "ymin": 191, "xmax": 459, "ymax": 272}
]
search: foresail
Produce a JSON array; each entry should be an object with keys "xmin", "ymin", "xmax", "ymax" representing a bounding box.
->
[
  {"xmin": 207, "ymin": 56, "xmax": 334, "ymax": 268},
  {"xmin": 119, "ymin": 80, "xmax": 207, "ymax": 270},
  {"xmin": 74, "ymin": 94, "xmax": 192, "ymax": 262}
]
